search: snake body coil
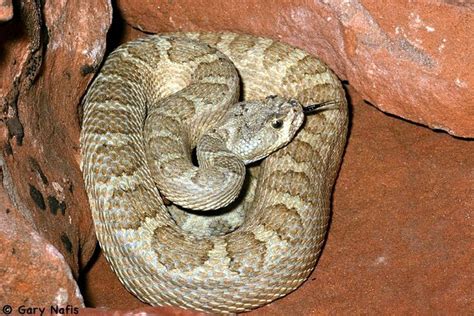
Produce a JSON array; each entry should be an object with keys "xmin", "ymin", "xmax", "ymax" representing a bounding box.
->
[{"xmin": 80, "ymin": 32, "xmax": 348, "ymax": 313}]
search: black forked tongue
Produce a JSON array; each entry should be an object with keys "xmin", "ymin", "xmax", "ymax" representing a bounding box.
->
[{"xmin": 303, "ymin": 100, "xmax": 339, "ymax": 114}]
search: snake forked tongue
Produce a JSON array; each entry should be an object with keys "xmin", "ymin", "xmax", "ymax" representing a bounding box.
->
[{"xmin": 303, "ymin": 100, "xmax": 339, "ymax": 114}]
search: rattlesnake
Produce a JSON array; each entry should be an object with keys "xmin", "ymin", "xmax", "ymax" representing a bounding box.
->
[{"xmin": 80, "ymin": 32, "xmax": 348, "ymax": 313}]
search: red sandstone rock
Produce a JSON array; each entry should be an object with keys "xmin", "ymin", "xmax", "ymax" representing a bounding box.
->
[
  {"xmin": 0, "ymin": 0, "xmax": 111, "ymax": 277},
  {"xmin": 0, "ymin": 169, "xmax": 83, "ymax": 307},
  {"xmin": 80, "ymin": 87, "xmax": 473, "ymax": 314},
  {"xmin": 116, "ymin": 0, "xmax": 474, "ymax": 137},
  {"xmin": 0, "ymin": 0, "xmax": 12, "ymax": 22}
]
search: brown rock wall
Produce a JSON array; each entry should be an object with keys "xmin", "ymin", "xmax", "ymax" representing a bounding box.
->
[
  {"xmin": 0, "ymin": 163, "xmax": 83, "ymax": 306},
  {"xmin": 0, "ymin": 0, "xmax": 112, "ymax": 304},
  {"xmin": 0, "ymin": 0, "xmax": 12, "ymax": 22}
]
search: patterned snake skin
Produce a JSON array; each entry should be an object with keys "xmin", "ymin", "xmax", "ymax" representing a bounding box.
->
[{"xmin": 80, "ymin": 32, "xmax": 348, "ymax": 313}]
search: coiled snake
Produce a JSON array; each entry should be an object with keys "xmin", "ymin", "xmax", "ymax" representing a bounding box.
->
[{"xmin": 80, "ymin": 32, "xmax": 348, "ymax": 313}]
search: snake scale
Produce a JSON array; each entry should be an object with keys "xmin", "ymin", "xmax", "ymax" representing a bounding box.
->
[{"xmin": 80, "ymin": 32, "xmax": 348, "ymax": 313}]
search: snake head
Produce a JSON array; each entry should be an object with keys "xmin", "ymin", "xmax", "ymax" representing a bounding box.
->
[{"xmin": 215, "ymin": 95, "xmax": 305, "ymax": 164}]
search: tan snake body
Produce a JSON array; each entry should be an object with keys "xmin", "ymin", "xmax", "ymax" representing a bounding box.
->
[{"xmin": 80, "ymin": 32, "xmax": 348, "ymax": 313}]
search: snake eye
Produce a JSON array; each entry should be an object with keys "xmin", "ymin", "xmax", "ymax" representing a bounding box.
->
[
  {"xmin": 289, "ymin": 99, "xmax": 298, "ymax": 106},
  {"xmin": 271, "ymin": 119, "xmax": 283, "ymax": 129}
]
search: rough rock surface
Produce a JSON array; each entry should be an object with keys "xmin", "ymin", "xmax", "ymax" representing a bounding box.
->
[
  {"xmin": 0, "ymin": 0, "xmax": 13, "ymax": 22},
  {"xmin": 80, "ymin": 87, "xmax": 473, "ymax": 314},
  {"xmin": 116, "ymin": 0, "xmax": 474, "ymax": 137},
  {"xmin": 0, "ymin": 0, "xmax": 111, "ymax": 278},
  {"xmin": 0, "ymin": 165, "xmax": 84, "ymax": 307}
]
